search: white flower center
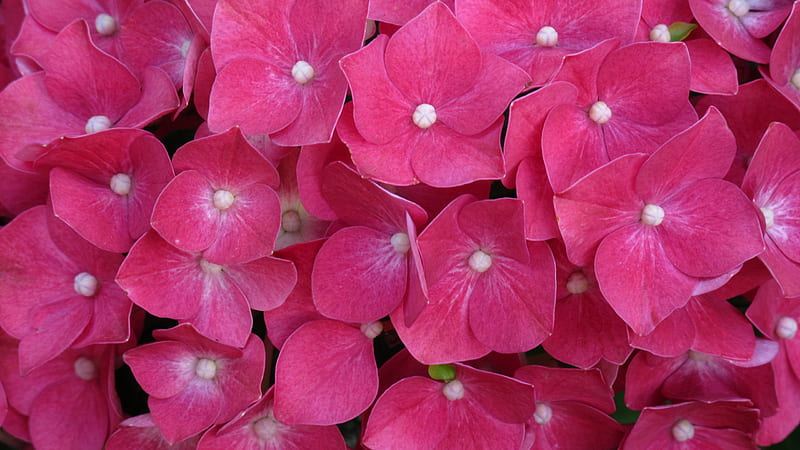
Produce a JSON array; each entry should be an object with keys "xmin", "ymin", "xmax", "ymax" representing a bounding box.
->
[
  {"xmin": 640, "ymin": 204, "xmax": 665, "ymax": 226},
  {"xmin": 776, "ymin": 316, "xmax": 798, "ymax": 340},
  {"xmin": 760, "ymin": 207, "xmax": 775, "ymax": 229},
  {"xmin": 109, "ymin": 173, "xmax": 132, "ymax": 196},
  {"xmin": 672, "ymin": 419, "xmax": 695, "ymax": 442},
  {"xmin": 291, "ymin": 60, "xmax": 315, "ymax": 85},
  {"xmin": 73, "ymin": 272, "xmax": 98, "ymax": 297},
  {"xmin": 468, "ymin": 250, "xmax": 492, "ymax": 273},
  {"xmin": 360, "ymin": 321, "xmax": 384, "ymax": 339},
  {"xmin": 195, "ymin": 358, "xmax": 217, "ymax": 380},
  {"xmin": 535, "ymin": 26, "xmax": 558, "ymax": 47},
  {"xmin": 199, "ymin": 258, "xmax": 224, "ymax": 275},
  {"xmin": 566, "ymin": 272, "xmax": 589, "ymax": 295},
  {"xmin": 85, "ymin": 115, "xmax": 112, "ymax": 134},
  {"xmin": 281, "ymin": 210, "xmax": 302, "ymax": 233},
  {"xmin": 213, "ymin": 189, "xmax": 235, "ymax": 210},
  {"xmin": 180, "ymin": 40, "xmax": 191, "ymax": 59},
  {"xmin": 727, "ymin": 0, "xmax": 750, "ymax": 18},
  {"xmin": 412, "ymin": 103, "xmax": 437, "ymax": 129},
  {"xmin": 588, "ymin": 101, "xmax": 612, "ymax": 124},
  {"xmin": 534, "ymin": 402, "xmax": 553, "ymax": 425},
  {"xmin": 94, "ymin": 13, "xmax": 117, "ymax": 36},
  {"xmin": 442, "ymin": 379, "xmax": 465, "ymax": 401},
  {"xmin": 650, "ymin": 24, "xmax": 671, "ymax": 42},
  {"xmin": 74, "ymin": 356, "xmax": 98, "ymax": 381},
  {"xmin": 391, "ymin": 232, "xmax": 411, "ymax": 254},
  {"xmin": 792, "ymin": 69, "xmax": 800, "ymax": 90},
  {"xmin": 253, "ymin": 414, "xmax": 280, "ymax": 440}
]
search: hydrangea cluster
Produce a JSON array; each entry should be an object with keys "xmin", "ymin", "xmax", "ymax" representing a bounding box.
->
[{"xmin": 1, "ymin": 0, "xmax": 800, "ymax": 448}]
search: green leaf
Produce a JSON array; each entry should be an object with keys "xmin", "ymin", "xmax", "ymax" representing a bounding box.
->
[{"xmin": 669, "ymin": 22, "xmax": 698, "ymax": 42}]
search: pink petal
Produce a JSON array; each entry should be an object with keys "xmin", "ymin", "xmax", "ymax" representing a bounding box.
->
[
  {"xmin": 516, "ymin": 158, "xmax": 559, "ymax": 241},
  {"xmin": 210, "ymin": 0, "xmax": 293, "ymax": 70},
  {"xmin": 336, "ymin": 102, "xmax": 416, "ymax": 186},
  {"xmin": 595, "ymin": 224, "xmax": 697, "ymax": 335},
  {"xmin": 339, "ymin": 35, "xmax": 414, "ymax": 145},
  {"xmin": 658, "ymin": 179, "xmax": 764, "ymax": 278},
  {"xmin": 313, "ymin": 226, "xmax": 408, "ymax": 323},
  {"xmin": 151, "ymin": 170, "xmax": 218, "ymax": 253},
  {"xmin": 468, "ymin": 242, "xmax": 555, "ymax": 353},
  {"xmin": 766, "ymin": 171, "xmax": 800, "ymax": 264},
  {"xmin": 18, "ymin": 297, "xmax": 92, "ymax": 374},
  {"xmin": 208, "ymin": 57, "xmax": 302, "ymax": 135},
  {"xmin": 689, "ymin": 296, "xmax": 756, "ymax": 360},
  {"xmin": 29, "ymin": 378, "xmax": 110, "ymax": 450},
  {"xmin": 759, "ymin": 237, "xmax": 800, "ymax": 298},
  {"xmin": 629, "ymin": 306, "xmax": 695, "ymax": 357},
  {"xmin": 503, "ymin": 81, "xmax": 578, "ymax": 188},
  {"xmin": 685, "ymin": 38, "xmax": 738, "ymax": 95},
  {"xmin": 542, "ymin": 103, "xmax": 608, "ymax": 193},
  {"xmin": 43, "ymin": 21, "xmax": 139, "ymax": 120},
  {"xmin": 457, "ymin": 363, "xmax": 535, "ymax": 424},
  {"xmin": 123, "ymin": 341, "xmax": 197, "ymax": 399},
  {"xmin": 742, "ymin": 122, "xmax": 800, "ymax": 206},
  {"xmin": 114, "ymin": 66, "xmax": 180, "ymax": 128},
  {"xmin": 635, "ymin": 107, "xmax": 734, "ymax": 202},
  {"xmin": 148, "ymin": 379, "xmax": 222, "ymax": 444},
  {"xmin": 436, "ymin": 52, "xmax": 530, "ymax": 136},
  {"xmin": 597, "ymin": 42, "xmax": 691, "ymax": 127},
  {"xmin": 225, "ymin": 256, "xmax": 297, "ymax": 311},
  {"xmin": 274, "ymin": 320, "xmax": 378, "ymax": 425},
  {"xmin": 362, "ymin": 377, "xmax": 448, "ymax": 449},
  {"xmin": 410, "ymin": 117, "xmax": 505, "ymax": 187},
  {"xmin": 601, "ymin": 102, "xmax": 698, "ymax": 161},
  {"xmin": 553, "ymin": 153, "xmax": 648, "ymax": 267},
  {"xmin": 383, "ymin": 2, "xmax": 481, "ymax": 104}
]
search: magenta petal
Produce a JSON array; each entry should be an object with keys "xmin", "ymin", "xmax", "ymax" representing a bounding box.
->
[
  {"xmin": 18, "ymin": 297, "xmax": 92, "ymax": 374},
  {"xmin": 516, "ymin": 158, "xmax": 559, "ymax": 241},
  {"xmin": 685, "ymin": 38, "xmax": 738, "ymax": 95},
  {"xmin": 457, "ymin": 198, "xmax": 529, "ymax": 263},
  {"xmin": 211, "ymin": 0, "xmax": 292, "ymax": 69},
  {"xmin": 768, "ymin": 172, "xmax": 800, "ymax": 263},
  {"xmin": 340, "ymin": 35, "xmax": 415, "ymax": 146},
  {"xmin": 629, "ymin": 306, "xmax": 695, "ymax": 358},
  {"xmin": 468, "ymin": 242, "xmax": 555, "ymax": 353},
  {"xmin": 689, "ymin": 296, "xmax": 756, "ymax": 360},
  {"xmin": 635, "ymin": 107, "xmax": 735, "ymax": 202},
  {"xmin": 123, "ymin": 342, "xmax": 196, "ymax": 399},
  {"xmin": 148, "ymin": 380, "xmax": 221, "ymax": 444},
  {"xmin": 658, "ymin": 179, "xmax": 764, "ymax": 278},
  {"xmin": 689, "ymin": 0, "xmax": 775, "ymax": 63},
  {"xmin": 116, "ymin": 231, "xmax": 203, "ymax": 319},
  {"xmin": 597, "ymin": 42, "xmax": 691, "ymax": 126},
  {"xmin": 151, "ymin": 170, "xmax": 217, "ymax": 253},
  {"xmin": 742, "ymin": 123, "xmax": 800, "ymax": 205},
  {"xmin": 44, "ymin": 21, "xmax": 139, "ymax": 120},
  {"xmin": 595, "ymin": 224, "xmax": 697, "ymax": 335},
  {"xmin": 362, "ymin": 377, "xmax": 448, "ymax": 449},
  {"xmin": 503, "ymin": 81, "xmax": 579, "ymax": 188},
  {"xmin": 274, "ymin": 320, "xmax": 378, "ymax": 425},
  {"xmin": 436, "ymin": 52, "xmax": 530, "ymax": 136},
  {"xmin": 542, "ymin": 103, "xmax": 608, "ymax": 193},
  {"xmin": 116, "ymin": 66, "xmax": 180, "ymax": 127},
  {"xmin": 457, "ymin": 363, "xmax": 535, "ymax": 424},
  {"xmin": 384, "ymin": 2, "xmax": 481, "ymax": 104},
  {"xmin": 225, "ymin": 256, "xmax": 296, "ymax": 311},
  {"xmin": 208, "ymin": 58, "xmax": 302, "ymax": 135},
  {"xmin": 49, "ymin": 168, "xmax": 131, "ymax": 252},
  {"xmin": 29, "ymin": 378, "xmax": 110, "ymax": 450},
  {"xmin": 410, "ymin": 118, "xmax": 505, "ymax": 187},
  {"xmin": 336, "ymin": 103, "xmax": 416, "ymax": 186},
  {"xmin": 188, "ymin": 279, "xmax": 253, "ymax": 348},
  {"xmin": 313, "ymin": 227, "xmax": 407, "ymax": 322},
  {"xmin": 553, "ymin": 153, "xmax": 648, "ymax": 267},
  {"xmin": 760, "ymin": 238, "xmax": 800, "ymax": 298}
]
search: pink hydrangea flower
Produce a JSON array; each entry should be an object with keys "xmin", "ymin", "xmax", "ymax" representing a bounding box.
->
[
  {"xmin": 151, "ymin": 127, "xmax": 282, "ymax": 265},
  {"xmin": 34, "ymin": 128, "xmax": 174, "ymax": 253},
  {"xmin": 554, "ymin": 108, "xmax": 764, "ymax": 334},
  {"xmin": 393, "ymin": 195, "xmax": 556, "ymax": 363},
  {"xmin": 208, "ymin": 0, "xmax": 369, "ymax": 146},
  {"xmin": 123, "ymin": 324, "xmax": 265, "ymax": 444},
  {"xmin": 338, "ymin": 2, "xmax": 530, "ymax": 187},
  {"xmin": 0, "ymin": 205, "xmax": 130, "ymax": 374}
]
